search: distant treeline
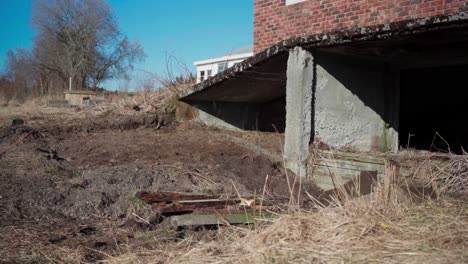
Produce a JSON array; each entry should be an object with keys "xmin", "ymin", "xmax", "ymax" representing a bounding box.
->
[{"xmin": 0, "ymin": 0, "xmax": 146, "ymax": 103}]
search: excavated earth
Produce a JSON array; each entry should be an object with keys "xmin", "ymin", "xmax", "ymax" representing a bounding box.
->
[{"xmin": 0, "ymin": 107, "xmax": 300, "ymax": 263}]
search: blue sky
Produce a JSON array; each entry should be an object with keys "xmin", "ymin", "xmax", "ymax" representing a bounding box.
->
[{"xmin": 0, "ymin": 0, "xmax": 254, "ymax": 90}]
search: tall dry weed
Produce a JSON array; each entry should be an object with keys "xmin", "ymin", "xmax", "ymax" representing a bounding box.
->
[{"xmin": 105, "ymin": 159, "xmax": 467, "ymax": 264}]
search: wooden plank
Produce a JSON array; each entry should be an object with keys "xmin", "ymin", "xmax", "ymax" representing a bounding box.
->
[
  {"xmin": 136, "ymin": 191, "xmax": 219, "ymax": 203},
  {"xmin": 178, "ymin": 199, "xmax": 239, "ymax": 204},
  {"xmin": 169, "ymin": 213, "xmax": 275, "ymax": 227},
  {"xmin": 152, "ymin": 200, "xmax": 239, "ymax": 214}
]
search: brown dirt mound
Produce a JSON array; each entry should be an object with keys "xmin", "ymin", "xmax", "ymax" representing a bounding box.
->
[
  {"xmin": 0, "ymin": 123, "xmax": 289, "ymax": 219},
  {"xmin": 0, "ymin": 112, "xmax": 294, "ymax": 262}
]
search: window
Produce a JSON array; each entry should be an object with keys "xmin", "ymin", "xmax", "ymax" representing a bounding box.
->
[
  {"xmin": 218, "ymin": 62, "xmax": 228, "ymax": 73},
  {"xmin": 200, "ymin": 70, "xmax": 205, "ymax": 82},
  {"xmin": 207, "ymin": 70, "xmax": 212, "ymax": 78},
  {"xmin": 286, "ymin": 0, "xmax": 306, "ymax": 5}
]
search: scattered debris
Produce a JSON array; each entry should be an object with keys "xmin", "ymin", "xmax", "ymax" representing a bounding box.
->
[
  {"xmin": 132, "ymin": 105, "xmax": 141, "ymax": 111},
  {"xmin": 79, "ymin": 226, "xmax": 97, "ymax": 236},
  {"xmin": 47, "ymin": 100, "xmax": 70, "ymax": 108},
  {"xmin": 135, "ymin": 191, "xmax": 276, "ymax": 227},
  {"xmin": 169, "ymin": 213, "xmax": 258, "ymax": 227},
  {"xmin": 37, "ymin": 147, "xmax": 66, "ymax": 161},
  {"xmin": 11, "ymin": 118, "xmax": 24, "ymax": 126},
  {"xmin": 0, "ymin": 131, "xmax": 34, "ymax": 158},
  {"xmin": 136, "ymin": 191, "xmax": 218, "ymax": 203}
]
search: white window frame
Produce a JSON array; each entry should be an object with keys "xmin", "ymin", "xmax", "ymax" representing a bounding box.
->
[
  {"xmin": 218, "ymin": 62, "xmax": 229, "ymax": 73},
  {"xmin": 286, "ymin": 0, "xmax": 306, "ymax": 6},
  {"xmin": 199, "ymin": 70, "xmax": 205, "ymax": 82}
]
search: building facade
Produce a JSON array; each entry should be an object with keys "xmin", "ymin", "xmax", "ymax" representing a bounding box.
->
[
  {"xmin": 194, "ymin": 46, "xmax": 253, "ymax": 83},
  {"xmin": 254, "ymin": 0, "xmax": 468, "ymax": 53}
]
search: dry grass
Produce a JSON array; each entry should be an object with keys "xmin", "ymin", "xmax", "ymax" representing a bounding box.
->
[
  {"xmin": 429, "ymin": 154, "xmax": 468, "ymax": 194},
  {"xmin": 0, "ymin": 85, "xmax": 189, "ymax": 131},
  {"xmin": 2, "ymin": 93, "xmax": 466, "ymax": 263},
  {"xmin": 102, "ymin": 88, "xmax": 181, "ymax": 114},
  {"xmin": 103, "ymin": 162, "xmax": 467, "ymax": 264},
  {"xmin": 1, "ymin": 83, "xmax": 191, "ymax": 119}
]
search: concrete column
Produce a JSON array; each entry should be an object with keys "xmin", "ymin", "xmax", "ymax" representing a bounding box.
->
[{"xmin": 284, "ymin": 47, "xmax": 314, "ymax": 177}]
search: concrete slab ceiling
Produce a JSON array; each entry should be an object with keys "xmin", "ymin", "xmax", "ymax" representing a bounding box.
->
[
  {"xmin": 182, "ymin": 52, "xmax": 288, "ymax": 103},
  {"xmin": 180, "ymin": 12, "xmax": 468, "ymax": 104}
]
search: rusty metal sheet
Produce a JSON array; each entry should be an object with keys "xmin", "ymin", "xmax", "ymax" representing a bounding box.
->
[{"xmin": 135, "ymin": 191, "xmax": 219, "ymax": 203}]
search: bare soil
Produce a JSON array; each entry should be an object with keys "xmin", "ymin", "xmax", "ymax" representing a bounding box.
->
[{"xmin": 0, "ymin": 107, "xmax": 294, "ymax": 263}]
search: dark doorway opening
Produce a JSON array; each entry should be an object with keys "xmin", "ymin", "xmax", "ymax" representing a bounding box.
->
[
  {"xmin": 399, "ymin": 64, "xmax": 468, "ymax": 154},
  {"xmin": 83, "ymin": 97, "xmax": 90, "ymax": 106}
]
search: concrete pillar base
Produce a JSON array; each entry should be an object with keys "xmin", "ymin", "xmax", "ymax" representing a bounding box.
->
[{"xmin": 284, "ymin": 47, "xmax": 314, "ymax": 177}]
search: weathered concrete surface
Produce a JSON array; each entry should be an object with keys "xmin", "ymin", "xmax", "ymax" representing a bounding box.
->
[
  {"xmin": 189, "ymin": 100, "xmax": 286, "ymax": 132},
  {"xmin": 180, "ymin": 13, "xmax": 468, "ymax": 102},
  {"xmin": 181, "ymin": 53, "xmax": 288, "ymax": 103},
  {"xmin": 284, "ymin": 47, "xmax": 313, "ymax": 177},
  {"xmin": 312, "ymin": 150, "xmax": 387, "ymax": 190},
  {"xmin": 179, "ymin": 52, "xmax": 288, "ymax": 132},
  {"xmin": 179, "ymin": 12, "xmax": 468, "ymax": 184},
  {"xmin": 314, "ymin": 51, "xmax": 398, "ymax": 152},
  {"xmin": 196, "ymin": 107, "xmax": 243, "ymax": 131},
  {"xmin": 312, "ymin": 149, "xmax": 451, "ymax": 191},
  {"xmin": 190, "ymin": 101, "xmax": 258, "ymax": 131}
]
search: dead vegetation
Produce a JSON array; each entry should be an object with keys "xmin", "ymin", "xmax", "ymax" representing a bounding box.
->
[
  {"xmin": 0, "ymin": 100, "xmax": 466, "ymax": 263},
  {"xmin": 100, "ymin": 88, "xmax": 183, "ymax": 116},
  {"xmin": 428, "ymin": 154, "xmax": 468, "ymax": 194},
  {"xmin": 0, "ymin": 104, "xmax": 285, "ymax": 263},
  {"xmin": 99, "ymin": 158, "xmax": 467, "ymax": 264}
]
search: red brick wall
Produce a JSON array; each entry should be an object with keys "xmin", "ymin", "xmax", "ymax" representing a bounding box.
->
[{"xmin": 254, "ymin": 0, "xmax": 468, "ymax": 53}]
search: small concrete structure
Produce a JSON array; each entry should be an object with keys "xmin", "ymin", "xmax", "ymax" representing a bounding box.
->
[
  {"xmin": 64, "ymin": 90, "xmax": 97, "ymax": 107},
  {"xmin": 47, "ymin": 100, "xmax": 70, "ymax": 108},
  {"xmin": 180, "ymin": 12, "xmax": 468, "ymax": 190}
]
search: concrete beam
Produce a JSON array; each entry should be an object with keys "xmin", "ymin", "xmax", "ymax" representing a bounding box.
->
[
  {"xmin": 180, "ymin": 13, "xmax": 468, "ymax": 103},
  {"xmin": 284, "ymin": 47, "xmax": 313, "ymax": 177}
]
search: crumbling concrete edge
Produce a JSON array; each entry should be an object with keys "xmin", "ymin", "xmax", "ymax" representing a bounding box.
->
[
  {"xmin": 180, "ymin": 45, "xmax": 287, "ymax": 100},
  {"xmin": 285, "ymin": 12, "xmax": 468, "ymax": 49},
  {"xmin": 180, "ymin": 12, "xmax": 468, "ymax": 101}
]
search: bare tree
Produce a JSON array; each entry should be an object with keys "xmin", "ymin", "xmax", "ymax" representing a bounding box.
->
[
  {"xmin": 139, "ymin": 53, "xmax": 195, "ymax": 93},
  {"xmin": 87, "ymin": 37, "xmax": 145, "ymax": 88},
  {"xmin": 32, "ymin": 0, "xmax": 145, "ymax": 90},
  {"xmin": 3, "ymin": 49, "xmax": 38, "ymax": 101},
  {"xmin": 1, "ymin": 0, "xmax": 145, "ymax": 102}
]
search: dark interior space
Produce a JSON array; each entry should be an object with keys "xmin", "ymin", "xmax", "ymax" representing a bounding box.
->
[
  {"xmin": 191, "ymin": 96, "xmax": 286, "ymax": 133},
  {"xmin": 183, "ymin": 53, "xmax": 288, "ymax": 133},
  {"xmin": 259, "ymin": 96, "xmax": 286, "ymax": 132},
  {"xmin": 399, "ymin": 64, "xmax": 468, "ymax": 153}
]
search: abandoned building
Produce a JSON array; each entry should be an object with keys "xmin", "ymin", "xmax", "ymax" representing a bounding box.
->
[
  {"xmin": 64, "ymin": 90, "xmax": 97, "ymax": 107},
  {"xmin": 180, "ymin": 0, "xmax": 468, "ymax": 190}
]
